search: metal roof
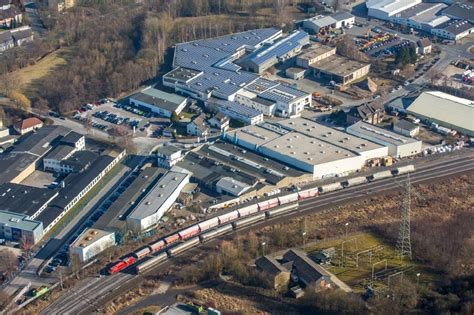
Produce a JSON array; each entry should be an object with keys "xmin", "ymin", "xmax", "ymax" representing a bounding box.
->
[
  {"xmin": 171, "ymin": 28, "xmax": 283, "ymax": 98},
  {"xmin": 127, "ymin": 171, "xmax": 189, "ymax": 220},
  {"xmin": 435, "ymin": 19, "xmax": 474, "ymax": 35},
  {"xmin": 346, "ymin": 121, "xmax": 419, "ymax": 146},
  {"xmin": 216, "ymin": 177, "xmax": 251, "ymax": 196},
  {"xmin": 239, "ymin": 30, "xmax": 309, "ymax": 66},
  {"xmin": 442, "ymin": 3, "xmax": 474, "ymax": 21},
  {"xmin": 407, "ymin": 91, "xmax": 474, "ymax": 135},
  {"xmin": 367, "ymin": 0, "xmax": 422, "ymax": 15}
]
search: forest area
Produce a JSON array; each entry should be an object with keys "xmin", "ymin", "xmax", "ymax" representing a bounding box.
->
[{"xmin": 0, "ymin": 0, "xmax": 305, "ymax": 115}]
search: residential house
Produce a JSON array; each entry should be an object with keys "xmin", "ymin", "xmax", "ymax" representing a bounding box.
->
[
  {"xmin": 283, "ymin": 249, "xmax": 332, "ymax": 290},
  {"xmin": 0, "ymin": 30, "xmax": 13, "ymax": 51},
  {"xmin": 417, "ymin": 38, "xmax": 432, "ymax": 54},
  {"xmin": 0, "ymin": 6, "xmax": 22, "ymax": 29},
  {"xmin": 346, "ymin": 102, "xmax": 385, "ymax": 125},
  {"xmin": 208, "ymin": 112, "xmax": 229, "ymax": 132},
  {"xmin": 11, "ymin": 27, "xmax": 33, "ymax": 46},
  {"xmin": 187, "ymin": 114, "xmax": 209, "ymax": 137},
  {"xmin": 13, "ymin": 117, "xmax": 43, "ymax": 135},
  {"xmin": 255, "ymin": 255, "xmax": 290, "ymax": 290},
  {"xmin": 393, "ymin": 119, "xmax": 420, "ymax": 137}
]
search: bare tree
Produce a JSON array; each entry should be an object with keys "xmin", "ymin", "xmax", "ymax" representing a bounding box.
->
[{"xmin": 0, "ymin": 249, "xmax": 18, "ymax": 280}]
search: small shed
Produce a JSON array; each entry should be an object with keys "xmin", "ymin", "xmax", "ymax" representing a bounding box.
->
[
  {"xmin": 393, "ymin": 119, "xmax": 420, "ymax": 137},
  {"xmin": 285, "ymin": 67, "xmax": 307, "ymax": 80}
]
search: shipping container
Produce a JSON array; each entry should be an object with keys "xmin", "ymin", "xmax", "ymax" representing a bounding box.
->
[
  {"xmin": 232, "ymin": 212, "xmax": 266, "ymax": 229},
  {"xmin": 148, "ymin": 240, "xmax": 166, "ymax": 253},
  {"xmin": 342, "ymin": 176, "xmax": 367, "ymax": 187},
  {"xmin": 135, "ymin": 252, "xmax": 168, "ymax": 274},
  {"xmin": 298, "ymin": 187, "xmax": 319, "ymax": 199},
  {"xmin": 319, "ymin": 182, "xmax": 342, "ymax": 193},
  {"xmin": 133, "ymin": 247, "xmax": 152, "ymax": 260},
  {"xmin": 164, "ymin": 233, "xmax": 180, "ymax": 245},
  {"xmin": 392, "ymin": 165, "xmax": 415, "ymax": 176},
  {"xmin": 257, "ymin": 197, "xmax": 279, "ymax": 211},
  {"xmin": 198, "ymin": 217, "xmax": 219, "ymax": 232},
  {"xmin": 178, "ymin": 225, "xmax": 201, "ymax": 240},
  {"xmin": 278, "ymin": 193, "xmax": 299, "ymax": 205},
  {"xmin": 199, "ymin": 224, "xmax": 233, "ymax": 242},
  {"xmin": 167, "ymin": 237, "xmax": 200, "ymax": 256},
  {"xmin": 217, "ymin": 210, "xmax": 239, "ymax": 224},
  {"xmin": 266, "ymin": 203, "xmax": 299, "ymax": 217},
  {"xmin": 237, "ymin": 204, "xmax": 259, "ymax": 217}
]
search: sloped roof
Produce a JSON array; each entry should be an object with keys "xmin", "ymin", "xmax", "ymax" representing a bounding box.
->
[
  {"xmin": 283, "ymin": 249, "xmax": 330, "ymax": 284},
  {"xmin": 407, "ymin": 91, "xmax": 474, "ymax": 135},
  {"xmin": 14, "ymin": 117, "xmax": 43, "ymax": 131},
  {"xmin": 256, "ymin": 255, "xmax": 288, "ymax": 276}
]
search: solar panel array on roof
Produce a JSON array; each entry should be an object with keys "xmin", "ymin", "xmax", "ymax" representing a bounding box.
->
[
  {"xmin": 240, "ymin": 30, "xmax": 309, "ymax": 66},
  {"xmin": 170, "ymin": 28, "xmax": 282, "ymax": 99}
]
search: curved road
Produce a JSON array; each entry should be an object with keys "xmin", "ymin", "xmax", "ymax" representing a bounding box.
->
[{"xmin": 40, "ymin": 153, "xmax": 474, "ymax": 315}]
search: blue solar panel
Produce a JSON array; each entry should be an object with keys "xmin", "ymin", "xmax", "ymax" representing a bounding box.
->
[{"xmin": 240, "ymin": 31, "xmax": 309, "ymax": 66}]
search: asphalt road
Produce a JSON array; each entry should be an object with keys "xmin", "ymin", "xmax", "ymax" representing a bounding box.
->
[{"xmin": 41, "ymin": 152, "xmax": 474, "ymax": 315}]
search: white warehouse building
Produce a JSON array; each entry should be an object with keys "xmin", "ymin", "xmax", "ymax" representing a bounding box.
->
[
  {"xmin": 70, "ymin": 228, "xmax": 116, "ymax": 263},
  {"xmin": 228, "ymin": 118, "xmax": 388, "ymax": 179},
  {"xmin": 366, "ymin": 0, "xmax": 422, "ymax": 20},
  {"xmin": 127, "ymin": 171, "xmax": 189, "ymax": 232},
  {"xmin": 346, "ymin": 121, "xmax": 423, "ymax": 158}
]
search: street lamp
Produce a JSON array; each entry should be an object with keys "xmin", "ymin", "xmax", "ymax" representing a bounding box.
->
[
  {"xmin": 416, "ymin": 273, "xmax": 421, "ymax": 286},
  {"xmin": 261, "ymin": 242, "xmax": 267, "ymax": 257},
  {"xmin": 345, "ymin": 222, "xmax": 350, "ymax": 238}
]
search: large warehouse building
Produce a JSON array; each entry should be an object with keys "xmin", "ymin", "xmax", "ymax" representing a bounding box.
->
[
  {"xmin": 129, "ymin": 87, "xmax": 187, "ymax": 118},
  {"xmin": 127, "ymin": 171, "xmax": 189, "ymax": 232},
  {"xmin": 407, "ymin": 91, "xmax": 474, "ymax": 136},
  {"xmin": 228, "ymin": 119, "xmax": 388, "ymax": 179},
  {"xmin": 346, "ymin": 121, "xmax": 422, "ymax": 158},
  {"xmin": 366, "ymin": 0, "xmax": 422, "ymax": 20}
]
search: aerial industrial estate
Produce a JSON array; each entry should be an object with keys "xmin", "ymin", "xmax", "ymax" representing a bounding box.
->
[{"xmin": 0, "ymin": 0, "xmax": 473, "ymax": 314}]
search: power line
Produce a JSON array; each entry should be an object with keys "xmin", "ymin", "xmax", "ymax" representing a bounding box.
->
[{"xmin": 396, "ymin": 174, "xmax": 412, "ymax": 261}]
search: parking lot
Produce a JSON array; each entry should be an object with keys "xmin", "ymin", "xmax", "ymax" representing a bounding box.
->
[{"xmin": 73, "ymin": 101, "xmax": 171, "ymax": 137}]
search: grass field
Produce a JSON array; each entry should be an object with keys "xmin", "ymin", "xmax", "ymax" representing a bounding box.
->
[
  {"xmin": 304, "ymin": 232, "xmax": 437, "ymax": 293},
  {"xmin": 10, "ymin": 49, "xmax": 68, "ymax": 98}
]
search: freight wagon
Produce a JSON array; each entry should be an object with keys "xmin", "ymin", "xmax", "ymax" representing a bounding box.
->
[
  {"xmin": 135, "ymin": 252, "xmax": 168, "ymax": 274},
  {"xmin": 133, "ymin": 247, "xmax": 152, "ymax": 260},
  {"xmin": 257, "ymin": 197, "xmax": 279, "ymax": 211},
  {"xmin": 342, "ymin": 176, "xmax": 367, "ymax": 187},
  {"xmin": 198, "ymin": 217, "xmax": 219, "ymax": 232},
  {"xmin": 237, "ymin": 204, "xmax": 259, "ymax": 217},
  {"xmin": 297, "ymin": 187, "xmax": 319, "ymax": 199},
  {"xmin": 369, "ymin": 170, "xmax": 393, "ymax": 181},
  {"xmin": 232, "ymin": 212, "xmax": 266, "ymax": 229},
  {"xmin": 167, "ymin": 237, "xmax": 200, "ymax": 256},
  {"xmin": 178, "ymin": 225, "xmax": 200, "ymax": 240},
  {"xmin": 392, "ymin": 165, "xmax": 415, "ymax": 176},
  {"xmin": 266, "ymin": 203, "xmax": 299, "ymax": 218},
  {"xmin": 217, "ymin": 210, "xmax": 239, "ymax": 224},
  {"xmin": 199, "ymin": 224, "xmax": 233, "ymax": 242},
  {"xmin": 319, "ymin": 182, "xmax": 342, "ymax": 193}
]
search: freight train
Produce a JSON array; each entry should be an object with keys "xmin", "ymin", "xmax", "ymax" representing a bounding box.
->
[{"xmin": 108, "ymin": 165, "xmax": 414, "ymax": 274}]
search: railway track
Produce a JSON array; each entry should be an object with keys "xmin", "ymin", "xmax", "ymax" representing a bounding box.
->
[{"xmin": 41, "ymin": 154, "xmax": 474, "ymax": 315}]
